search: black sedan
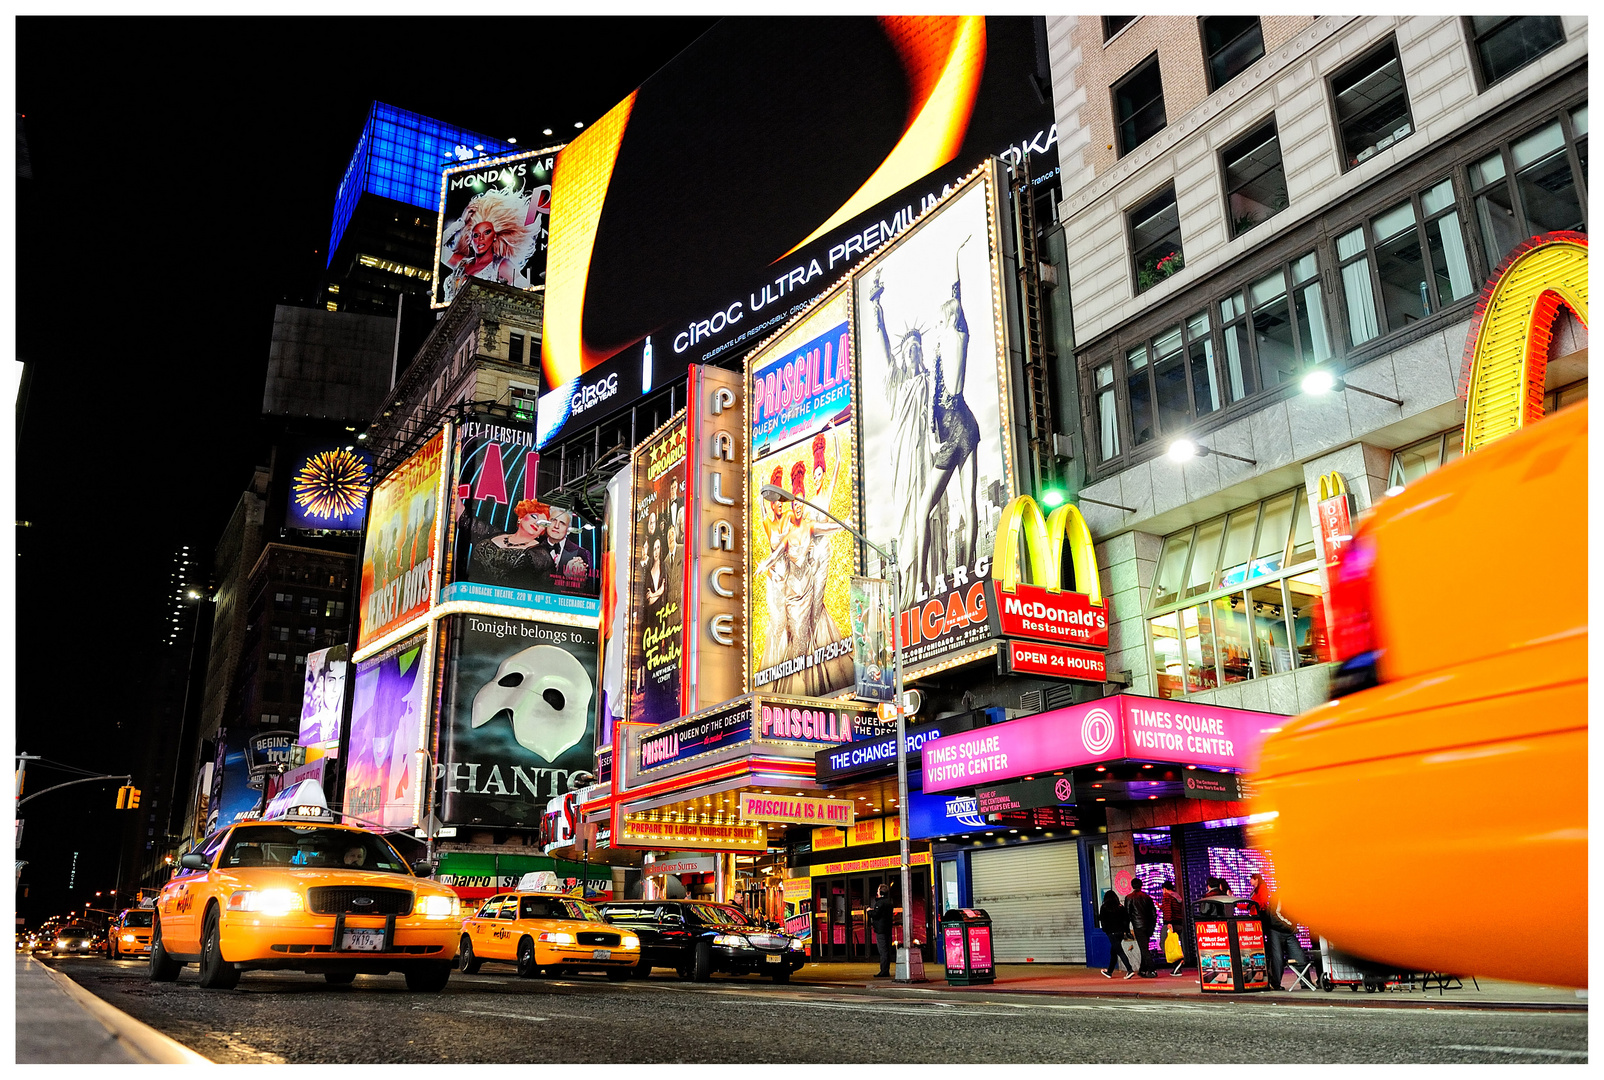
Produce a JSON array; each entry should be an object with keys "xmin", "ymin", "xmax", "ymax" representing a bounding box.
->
[
  {"xmin": 50, "ymin": 924, "xmax": 99, "ymax": 958},
  {"xmin": 597, "ymin": 900, "xmax": 806, "ymax": 983}
]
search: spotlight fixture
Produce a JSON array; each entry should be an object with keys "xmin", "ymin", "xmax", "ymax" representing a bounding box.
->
[
  {"xmin": 1166, "ymin": 438, "xmax": 1257, "ymax": 466},
  {"xmin": 1301, "ymin": 367, "xmax": 1404, "ymax": 405}
]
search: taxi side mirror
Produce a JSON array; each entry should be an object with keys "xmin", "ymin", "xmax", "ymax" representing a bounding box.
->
[
  {"xmin": 179, "ymin": 853, "xmax": 208, "ymax": 871},
  {"xmin": 411, "ymin": 860, "xmax": 437, "ymax": 878}
]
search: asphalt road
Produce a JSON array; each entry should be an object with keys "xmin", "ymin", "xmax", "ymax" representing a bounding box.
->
[{"xmin": 40, "ymin": 954, "xmax": 1588, "ymax": 1064}]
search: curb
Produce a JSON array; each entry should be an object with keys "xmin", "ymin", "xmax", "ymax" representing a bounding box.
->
[
  {"xmin": 32, "ymin": 959, "xmax": 212, "ymax": 1064},
  {"xmin": 798, "ymin": 978, "xmax": 1587, "ymax": 1012}
]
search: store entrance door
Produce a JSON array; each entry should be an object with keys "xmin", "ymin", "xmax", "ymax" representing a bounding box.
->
[{"xmin": 810, "ymin": 868, "xmax": 932, "ymax": 961}]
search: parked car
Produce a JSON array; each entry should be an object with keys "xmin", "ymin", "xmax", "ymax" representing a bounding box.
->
[
  {"xmin": 458, "ymin": 890, "xmax": 640, "ymax": 980},
  {"xmin": 150, "ymin": 818, "xmax": 462, "ymax": 991},
  {"xmin": 51, "ymin": 924, "xmax": 98, "ymax": 958},
  {"xmin": 108, "ymin": 908, "xmax": 155, "ymax": 960},
  {"xmin": 596, "ymin": 900, "xmax": 806, "ymax": 983},
  {"xmin": 1252, "ymin": 400, "xmax": 1586, "ymax": 988}
]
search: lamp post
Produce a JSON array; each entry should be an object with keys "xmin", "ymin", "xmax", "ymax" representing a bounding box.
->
[{"xmin": 759, "ymin": 483, "xmax": 918, "ymax": 981}]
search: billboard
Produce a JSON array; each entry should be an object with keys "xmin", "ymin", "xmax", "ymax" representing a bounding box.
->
[
  {"xmin": 283, "ymin": 440, "xmax": 373, "ymax": 532},
  {"xmin": 207, "ymin": 728, "xmax": 261, "ymax": 834},
  {"xmin": 598, "ymin": 468, "xmax": 632, "ymax": 754},
  {"xmin": 358, "ymin": 429, "xmax": 447, "ymax": 648},
  {"xmin": 849, "ymin": 576, "xmax": 897, "ymax": 702},
  {"xmin": 625, "ymin": 416, "xmax": 689, "ymax": 728},
  {"xmin": 684, "ymin": 365, "xmax": 746, "ymax": 710},
  {"xmin": 746, "ymin": 286, "xmax": 857, "ymax": 698},
  {"xmin": 297, "ymin": 644, "xmax": 348, "ymax": 751},
  {"xmin": 346, "ymin": 632, "xmax": 429, "ymax": 829},
  {"xmin": 434, "ymin": 147, "xmax": 558, "ymax": 308},
  {"xmin": 536, "ymin": 16, "xmax": 1058, "ymax": 447},
  {"xmin": 444, "ymin": 415, "xmax": 601, "ymax": 614},
  {"xmin": 855, "ymin": 166, "xmax": 1015, "ymax": 668},
  {"xmin": 440, "ymin": 614, "xmax": 600, "ymax": 828}
]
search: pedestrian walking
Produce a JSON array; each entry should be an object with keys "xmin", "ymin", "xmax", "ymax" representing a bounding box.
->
[
  {"xmin": 870, "ymin": 883, "xmax": 895, "ymax": 978},
  {"xmin": 1262, "ymin": 889, "xmax": 1307, "ymax": 991},
  {"xmin": 1160, "ymin": 879, "xmax": 1193, "ymax": 976},
  {"xmin": 1124, "ymin": 878, "xmax": 1159, "ymax": 978},
  {"xmin": 1096, "ymin": 890, "xmax": 1133, "ymax": 979}
]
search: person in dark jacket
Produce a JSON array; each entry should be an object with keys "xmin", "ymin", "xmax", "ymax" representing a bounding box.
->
[
  {"xmin": 869, "ymin": 884, "xmax": 896, "ymax": 977},
  {"xmin": 1124, "ymin": 878, "xmax": 1159, "ymax": 978},
  {"xmin": 1161, "ymin": 879, "xmax": 1193, "ymax": 976},
  {"xmin": 1097, "ymin": 890, "xmax": 1133, "ymax": 979}
]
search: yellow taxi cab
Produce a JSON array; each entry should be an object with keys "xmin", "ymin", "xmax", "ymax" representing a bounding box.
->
[
  {"xmin": 1251, "ymin": 400, "xmax": 1586, "ymax": 988},
  {"xmin": 108, "ymin": 907, "xmax": 154, "ymax": 960},
  {"xmin": 458, "ymin": 875, "xmax": 640, "ymax": 980},
  {"xmin": 150, "ymin": 810, "xmax": 463, "ymax": 992}
]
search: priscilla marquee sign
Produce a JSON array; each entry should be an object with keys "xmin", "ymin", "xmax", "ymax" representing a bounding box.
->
[
  {"xmin": 738, "ymin": 792, "xmax": 854, "ymax": 827},
  {"xmin": 921, "ymin": 694, "xmax": 1285, "ymax": 793}
]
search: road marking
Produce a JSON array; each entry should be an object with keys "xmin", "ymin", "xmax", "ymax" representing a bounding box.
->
[
  {"xmin": 1439, "ymin": 1046, "xmax": 1587, "ymax": 1059},
  {"xmin": 458, "ymin": 1010, "xmax": 550, "ymax": 1023}
]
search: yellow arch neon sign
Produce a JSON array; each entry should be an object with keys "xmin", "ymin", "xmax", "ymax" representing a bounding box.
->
[
  {"xmin": 1460, "ymin": 232, "xmax": 1588, "ymax": 453},
  {"xmin": 1317, "ymin": 471, "xmax": 1348, "ymax": 501},
  {"xmin": 992, "ymin": 495, "xmax": 1102, "ymax": 605}
]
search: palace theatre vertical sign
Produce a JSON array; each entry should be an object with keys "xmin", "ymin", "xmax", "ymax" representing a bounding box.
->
[{"xmin": 686, "ymin": 365, "xmax": 746, "ymax": 710}]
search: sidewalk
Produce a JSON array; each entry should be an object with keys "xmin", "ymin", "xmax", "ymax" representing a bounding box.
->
[
  {"xmin": 15, "ymin": 954, "xmax": 210, "ymax": 1064},
  {"xmin": 789, "ymin": 960, "xmax": 1588, "ymax": 1011}
]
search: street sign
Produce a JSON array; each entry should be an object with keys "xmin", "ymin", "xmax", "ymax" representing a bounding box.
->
[
  {"xmin": 876, "ymin": 690, "xmax": 922, "ymax": 722},
  {"xmin": 1182, "ymin": 772, "xmax": 1255, "ymax": 801}
]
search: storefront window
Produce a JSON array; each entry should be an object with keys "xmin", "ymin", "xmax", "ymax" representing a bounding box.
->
[{"xmin": 1146, "ymin": 488, "xmax": 1328, "ymax": 697}]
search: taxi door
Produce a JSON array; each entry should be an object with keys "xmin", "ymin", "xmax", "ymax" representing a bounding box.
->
[
  {"xmin": 469, "ymin": 896, "xmax": 508, "ymax": 960},
  {"xmin": 161, "ymin": 829, "xmax": 229, "ymax": 953},
  {"xmin": 488, "ymin": 895, "xmax": 521, "ymax": 959}
]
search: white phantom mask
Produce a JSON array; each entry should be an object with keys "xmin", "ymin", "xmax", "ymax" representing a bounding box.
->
[{"xmin": 471, "ymin": 645, "xmax": 592, "ymax": 761}]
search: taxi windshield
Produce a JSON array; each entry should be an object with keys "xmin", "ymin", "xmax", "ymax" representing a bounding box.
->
[
  {"xmin": 217, "ymin": 825, "xmax": 410, "ymax": 874},
  {"xmin": 520, "ymin": 896, "xmax": 604, "ymax": 922},
  {"xmin": 121, "ymin": 911, "xmax": 154, "ymax": 928}
]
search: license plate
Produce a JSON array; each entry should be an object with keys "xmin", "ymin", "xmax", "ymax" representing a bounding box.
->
[
  {"xmin": 592, "ymin": 949, "xmax": 611, "ymax": 961},
  {"xmin": 766, "ymin": 954, "xmax": 781, "ymax": 964},
  {"xmin": 340, "ymin": 929, "xmax": 385, "ymax": 952}
]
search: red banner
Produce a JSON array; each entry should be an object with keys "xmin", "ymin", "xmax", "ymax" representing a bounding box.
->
[
  {"xmin": 1006, "ymin": 640, "xmax": 1107, "ymax": 682},
  {"xmin": 991, "ymin": 580, "xmax": 1109, "ymax": 648},
  {"xmin": 1318, "ymin": 494, "xmax": 1354, "ymax": 569}
]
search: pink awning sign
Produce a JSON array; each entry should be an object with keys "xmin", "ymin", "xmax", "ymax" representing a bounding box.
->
[{"xmin": 920, "ymin": 695, "xmax": 1285, "ymax": 793}]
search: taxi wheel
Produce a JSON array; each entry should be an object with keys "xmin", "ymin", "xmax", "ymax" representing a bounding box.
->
[
  {"xmin": 323, "ymin": 972, "xmax": 356, "ymax": 986},
  {"xmin": 606, "ymin": 967, "xmax": 632, "ymax": 982},
  {"xmin": 691, "ymin": 941, "xmax": 713, "ymax": 983},
  {"xmin": 515, "ymin": 937, "xmax": 539, "ymax": 978},
  {"xmin": 403, "ymin": 962, "xmax": 452, "ymax": 993},
  {"xmin": 109, "ymin": 940, "xmax": 119, "ymax": 961},
  {"xmin": 197, "ymin": 907, "xmax": 240, "ymax": 990},
  {"xmin": 458, "ymin": 936, "xmax": 482, "ymax": 975},
  {"xmin": 770, "ymin": 968, "xmax": 791, "ymax": 984},
  {"xmin": 634, "ymin": 954, "xmax": 654, "ymax": 979},
  {"xmin": 148, "ymin": 919, "xmax": 182, "ymax": 983}
]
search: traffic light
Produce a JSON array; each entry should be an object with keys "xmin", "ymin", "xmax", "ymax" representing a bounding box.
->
[
  {"xmin": 115, "ymin": 786, "xmax": 130, "ymax": 810},
  {"xmin": 128, "ymin": 788, "xmax": 141, "ymax": 809}
]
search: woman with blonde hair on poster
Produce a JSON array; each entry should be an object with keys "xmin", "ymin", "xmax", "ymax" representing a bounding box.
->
[{"xmin": 441, "ymin": 187, "xmax": 542, "ymax": 300}]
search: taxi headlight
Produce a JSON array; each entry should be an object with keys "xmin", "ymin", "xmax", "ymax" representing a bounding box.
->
[
  {"xmin": 54, "ymin": 939, "xmax": 66, "ymax": 948},
  {"xmin": 621, "ymin": 935, "xmax": 640, "ymax": 950},
  {"xmin": 416, "ymin": 895, "xmax": 459, "ymax": 918},
  {"xmin": 121, "ymin": 934, "xmax": 137, "ymax": 943},
  {"xmin": 228, "ymin": 888, "xmax": 304, "ymax": 916},
  {"xmin": 788, "ymin": 938, "xmax": 805, "ymax": 951},
  {"xmin": 712, "ymin": 933, "xmax": 748, "ymax": 948},
  {"xmin": 538, "ymin": 932, "xmax": 574, "ymax": 944}
]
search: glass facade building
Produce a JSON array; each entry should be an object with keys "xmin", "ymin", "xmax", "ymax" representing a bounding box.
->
[{"xmin": 328, "ymin": 102, "xmax": 516, "ymax": 265}]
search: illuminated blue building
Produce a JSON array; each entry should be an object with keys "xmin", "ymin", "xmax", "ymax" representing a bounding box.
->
[{"xmin": 321, "ymin": 102, "xmax": 516, "ymax": 319}]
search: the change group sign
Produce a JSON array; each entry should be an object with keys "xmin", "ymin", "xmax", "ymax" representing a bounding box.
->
[{"xmin": 920, "ymin": 694, "xmax": 1285, "ymax": 793}]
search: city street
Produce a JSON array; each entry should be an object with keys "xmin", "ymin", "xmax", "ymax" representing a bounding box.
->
[{"xmin": 38, "ymin": 955, "xmax": 1588, "ymax": 1065}]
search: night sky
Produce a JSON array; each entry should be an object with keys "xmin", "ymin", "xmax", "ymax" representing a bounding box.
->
[{"xmin": 12, "ymin": 15, "xmax": 720, "ymax": 924}]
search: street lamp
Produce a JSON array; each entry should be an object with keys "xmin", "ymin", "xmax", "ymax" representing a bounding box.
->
[
  {"xmin": 759, "ymin": 483, "xmax": 919, "ymax": 981},
  {"xmin": 1300, "ymin": 366, "xmax": 1405, "ymax": 405},
  {"xmin": 1165, "ymin": 438, "xmax": 1258, "ymax": 466}
]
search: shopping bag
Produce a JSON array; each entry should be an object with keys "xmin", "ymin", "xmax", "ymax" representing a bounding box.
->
[
  {"xmin": 1164, "ymin": 928, "xmax": 1184, "ymax": 964},
  {"xmin": 1121, "ymin": 937, "xmax": 1142, "ymax": 968}
]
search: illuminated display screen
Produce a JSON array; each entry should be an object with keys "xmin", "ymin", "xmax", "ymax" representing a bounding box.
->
[
  {"xmin": 537, "ymin": 16, "xmax": 1058, "ymax": 446},
  {"xmin": 357, "ymin": 429, "xmax": 446, "ymax": 648},
  {"xmin": 347, "ymin": 632, "xmax": 428, "ymax": 830},
  {"xmin": 329, "ymin": 101, "xmax": 516, "ymax": 264},
  {"xmin": 283, "ymin": 439, "xmax": 372, "ymax": 532},
  {"xmin": 434, "ymin": 147, "xmax": 560, "ymax": 309}
]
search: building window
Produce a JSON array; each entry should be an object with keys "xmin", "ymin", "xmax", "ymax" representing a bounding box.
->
[
  {"xmin": 1470, "ymin": 16, "xmax": 1565, "ymax": 88},
  {"xmin": 511, "ymin": 383, "xmax": 538, "ymax": 423},
  {"xmin": 1388, "ymin": 428, "xmax": 1464, "ymax": 490},
  {"xmin": 299, "ymin": 595, "xmax": 318, "ymax": 615},
  {"xmin": 508, "ymin": 331, "xmax": 526, "ymax": 365},
  {"xmin": 1222, "ymin": 119, "xmax": 1287, "ymax": 237},
  {"xmin": 1122, "ymin": 309, "xmax": 1231, "ymax": 446},
  {"xmin": 1331, "ymin": 39, "xmax": 1413, "ymax": 170},
  {"xmin": 1095, "ymin": 363, "xmax": 1121, "ymax": 461},
  {"xmin": 1336, "ymin": 177, "xmax": 1475, "ymax": 346},
  {"xmin": 324, "ymin": 600, "xmax": 346, "ymax": 620},
  {"xmin": 272, "ymin": 625, "xmax": 290, "ymax": 642},
  {"xmin": 1201, "ymin": 16, "xmax": 1264, "ymax": 93},
  {"xmin": 267, "ymin": 651, "xmax": 286, "ymax": 664},
  {"xmin": 1129, "ymin": 184, "xmax": 1184, "ymax": 293},
  {"xmin": 294, "ymin": 653, "xmax": 306, "ymax": 669},
  {"xmin": 273, "ymin": 591, "xmax": 293, "ymax": 610},
  {"xmin": 1147, "ymin": 490, "xmax": 1327, "ymax": 699},
  {"xmin": 261, "ymin": 713, "xmax": 280, "ymax": 726},
  {"xmin": 1114, "ymin": 53, "xmax": 1167, "ymax": 157},
  {"xmin": 1469, "ymin": 105, "xmax": 1588, "ymax": 270},
  {"xmin": 1104, "ymin": 16, "xmax": 1136, "ymax": 41}
]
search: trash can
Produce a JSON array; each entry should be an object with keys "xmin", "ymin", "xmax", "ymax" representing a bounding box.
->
[
  {"xmin": 939, "ymin": 908, "xmax": 994, "ymax": 986},
  {"xmin": 1192, "ymin": 896, "xmax": 1269, "ymax": 992}
]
